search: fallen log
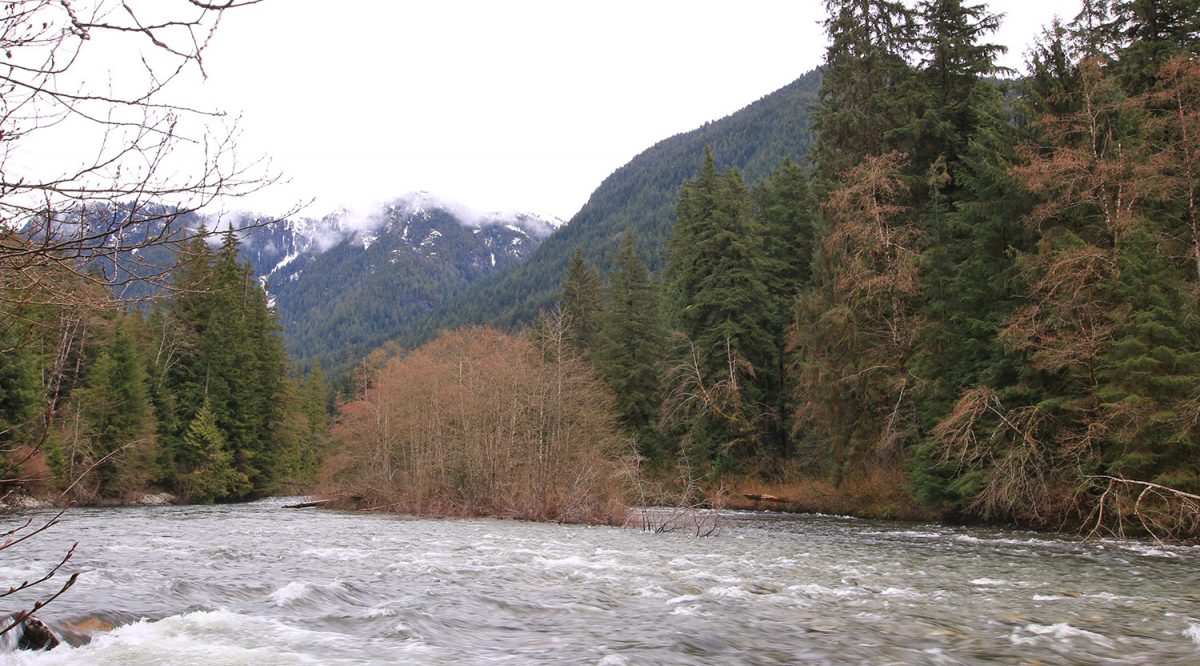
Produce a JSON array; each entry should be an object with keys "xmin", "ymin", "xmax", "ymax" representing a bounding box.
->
[
  {"xmin": 743, "ymin": 493, "xmax": 794, "ymax": 503},
  {"xmin": 282, "ymin": 499, "xmax": 333, "ymax": 509}
]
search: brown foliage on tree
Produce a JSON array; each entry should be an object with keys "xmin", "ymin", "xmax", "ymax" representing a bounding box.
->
[
  {"xmin": 929, "ymin": 387, "xmax": 1083, "ymax": 527},
  {"xmin": 319, "ymin": 325, "xmax": 631, "ymax": 525},
  {"xmin": 793, "ymin": 151, "xmax": 923, "ymax": 480},
  {"xmin": 1141, "ymin": 55, "xmax": 1200, "ymax": 280},
  {"xmin": 936, "ymin": 55, "xmax": 1200, "ymax": 537}
]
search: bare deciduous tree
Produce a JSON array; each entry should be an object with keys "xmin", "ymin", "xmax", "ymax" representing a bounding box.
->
[
  {"xmin": 319, "ymin": 324, "xmax": 632, "ymax": 525},
  {"xmin": 1, "ymin": 0, "xmax": 285, "ymax": 309}
]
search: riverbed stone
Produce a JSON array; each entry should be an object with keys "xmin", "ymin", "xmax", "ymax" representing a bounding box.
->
[{"xmin": 15, "ymin": 617, "xmax": 59, "ymax": 651}]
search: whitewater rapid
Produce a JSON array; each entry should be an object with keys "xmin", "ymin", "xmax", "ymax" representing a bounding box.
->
[{"xmin": 2, "ymin": 499, "xmax": 1199, "ymax": 664}]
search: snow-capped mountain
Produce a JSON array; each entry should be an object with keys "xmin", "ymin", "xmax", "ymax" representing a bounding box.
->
[{"xmin": 233, "ymin": 195, "xmax": 561, "ymax": 369}]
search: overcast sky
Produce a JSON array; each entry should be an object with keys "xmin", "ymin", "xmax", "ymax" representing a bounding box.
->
[{"xmin": 183, "ymin": 0, "xmax": 1084, "ymax": 221}]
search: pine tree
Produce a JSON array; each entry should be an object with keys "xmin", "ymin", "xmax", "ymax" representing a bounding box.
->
[
  {"xmin": 0, "ymin": 313, "xmax": 41, "ymax": 448},
  {"xmin": 812, "ymin": 0, "xmax": 917, "ymax": 186},
  {"xmin": 1098, "ymin": 230, "xmax": 1200, "ymax": 493},
  {"xmin": 80, "ymin": 316, "xmax": 156, "ymax": 494},
  {"xmin": 755, "ymin": 160, "xmax": 819, "ymax": 456},
  {"xmin": 1109, "ymin": 0, "xmax": 1200, "ymax": 93},
  {"xmin": 793, "ymin": 152, "xmax": 921, "ymax": 484},
  {"xmin": 159, "ymin": 228, "xmax": 293, "ymax": 499}
]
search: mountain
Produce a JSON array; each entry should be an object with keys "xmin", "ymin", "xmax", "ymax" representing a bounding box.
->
[
  {"xmin": 396, "ymin": 68, "xmax": 822, "ymax": 345},
  {"xmin": 238, "ymin": 194, "xmax": 559, "ymax": 370},
  {"xmin": 35, "ymin": 196, "xmax": 558, "ymax": 372}
]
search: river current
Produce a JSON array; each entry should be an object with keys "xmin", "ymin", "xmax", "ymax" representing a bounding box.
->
[{"xmin": 2, "ymin": 498, "xmax": 1199, "ymax": 664}]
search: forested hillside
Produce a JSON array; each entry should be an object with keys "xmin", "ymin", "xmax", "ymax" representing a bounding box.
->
[
  {"xmin": 2, "ymin": 227, "xmax": 327, "ymax": 504},
  {"xmin": 240, "ymin": 199, "xmax": 556, "ymax": 372},
  {"xmin": 534, "ymin": 0, "xmax": 1200, "ymax": 539},
  {"xmin": 398, "ymin": 70, "xmax": 822, "ymax": 343}
]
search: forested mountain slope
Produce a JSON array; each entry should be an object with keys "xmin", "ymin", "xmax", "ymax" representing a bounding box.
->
[
  {"xmin": 398, "ymin": 69, "xmax": 821, "ymax": 344},
  {"xmin": 241, "ymin": 196, "xmax": 558, "ymax": 371}
]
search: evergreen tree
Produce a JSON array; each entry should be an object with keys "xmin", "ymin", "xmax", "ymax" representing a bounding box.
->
[
  {"xmin": 1109, "ymin": 0, "xmax": 1200, "ymax": 93},
  {"xmin": 597, "ymin": 232, "xmax": 665, "ymax": 462},
  {"xmin": 0, "ymin": 314, "xmax": 41, "ymax": 448},
  {"xmin": 178, "ymin": 397, "xmax": 249, "ymax": 503},
  {"xmin": 80, "ymin": 317, "xmax": 156, "ymax": 494},
  {"xmin": 912, "ymin": 0, "xmax": 1005, "ymax": 180},
  {"xmin": 909, "ymin": 0, "xmax": 1013, "ymax": 427},
  {"xmin": 1098, "ymin": 231, "xmax": 1200, "ymax": 493},
  {"xmin": 812, "ymin": 0, "xmax": 917, "ymax": 186},
  {"xmin": 793, "ymin": 152, "xmax": 921, "ymax": 484},
  {"xmin": 666, "ymin": 151, "xmax": 775, "ymax": 468},
  {"xmin": 560, "ymin": 246, "xmax": 604, "ymax": 353},
  {"xmin": 755, "ymin": 160, "xmax": 819, "ymax": 456},
  {"xmin": 159, "ymin": 228, "xmax": 293, "ymax": 499}
]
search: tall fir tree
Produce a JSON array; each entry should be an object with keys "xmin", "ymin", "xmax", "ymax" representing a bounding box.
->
[
  {"xmin": 755, "ymin": 160, "xmax": 819, "ymax": 456},
  {"xmin": 666, "ymin": 151, "xmax": 776, "ymax": 469},
  {"xmin": 560, "ymin": 246, "xmax": 604, "ymax": 354},
  {"xmin": 597, "ymin": 232, "xmax": 666, "ymax": 462},
  {"xmin": 812, "ymin": 0, "xmax": 917, "ymax": 186},
  {"xmin": 80, "ymin": 316, "xmax": 156, "ymax": 494}
]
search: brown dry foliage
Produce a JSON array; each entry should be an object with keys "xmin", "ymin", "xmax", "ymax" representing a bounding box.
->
[
  {"xmin": 1000, "ymin": 243, "xmax": 1118, "ymax": 373},
  {"xmin": 1142, "ymin": 56, "xmax": 1200, "ymax": 280},
  {"xmin": 1014, "ymin": 59, "xmax": 1156, "ymax": 244},
  {"xmin": 929, "ymin": 387, "xmax": 1085, "ymax": 527},
  {"xmin": 725, "ymin": 464, "xmax": 930, "ymax": 522},
  {"xmin": 318, "ymin": 326, "xmax": 631, "ymax": 525},
  {"xmin": 792, "ymin": 151, "xmax": 923, "ymax": 472},
  {"xmin": 1086, "ymin": 476, "xmax": 1200, "ymax": 542}
]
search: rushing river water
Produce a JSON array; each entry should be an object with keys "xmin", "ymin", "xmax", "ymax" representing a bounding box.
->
[{"xmin": 2, "ymin": 498, "xmax": 1200, "ymax": 665}]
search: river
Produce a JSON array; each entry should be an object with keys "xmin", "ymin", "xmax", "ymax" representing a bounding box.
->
[{"xmin": 2, "ymin": 498, "xmax": 1199, "ymax": 664}]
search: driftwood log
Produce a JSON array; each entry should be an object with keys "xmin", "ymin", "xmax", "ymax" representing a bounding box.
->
[
  {"xmin": 282, "ymin": 499, "xmax": 333, "ymax": 509},
  {"xmin": 743, "ymin": 493, "xmax": 794, "ymax": 503}
]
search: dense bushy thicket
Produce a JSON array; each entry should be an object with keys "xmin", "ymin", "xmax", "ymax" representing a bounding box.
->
[{"xmin": 320, "ymin": 326, "xmax": 630, "ymax": 524}]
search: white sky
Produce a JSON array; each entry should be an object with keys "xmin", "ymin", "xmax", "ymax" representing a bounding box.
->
[{"xmin": 36, "ymin": 0, "xmax": 1088, "ymax": 223}]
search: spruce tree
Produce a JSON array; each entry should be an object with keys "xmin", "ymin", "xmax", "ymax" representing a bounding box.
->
[
  {"xmin": 0, "ymin": 314, "xmax": 41, "ymax": 448},
  {"xmin": 179, "ymin": 397, "xmax": 249, "ymax": 503},
  {"xmin": 755, "ymin": 160, "xmax": 819, "ymax": 456},
  {"xmin": 812, "ymin": 0, "xmax": 917, "ymax": 186}
]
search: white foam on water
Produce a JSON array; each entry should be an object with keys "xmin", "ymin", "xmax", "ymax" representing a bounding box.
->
[
  {"xmin": 1012, "ymin": 623, "xmax": 1113, "ymax": 648},
  {"xmin": 8, "ymin": 610, "xmax": 316, "ymax": 665},
  {"xmin": 788, "ymin": 583, "xmax": 858, "ymax": 598},
  {"xmin": 862, "ymin": 530, "xmax": 944, "ymax": 539},
  {"xmin": 970, "ymin": 578, "xmax": 1008, "ymax": 586},
  {"xmin": 300, "ymin": 547, "xmax": 370, "ymax": 561},
  {"xmin": 1122, "ymin": 545, "xmax": 1179, "ymax": 558},
  {"xmin": 270, "ymin": 581, "xmax": 311, "ymax": 606},
  {"xmin": 880, "ymin": 586, "xmax": 921, "ymax": 598},
  {"xmin": 1183, "ymin": 624, "xmax": 1200, "ymax": 645},
  {"xmin": 707, "ymin": 585, "xmax": 751, "ymax": 600}
]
